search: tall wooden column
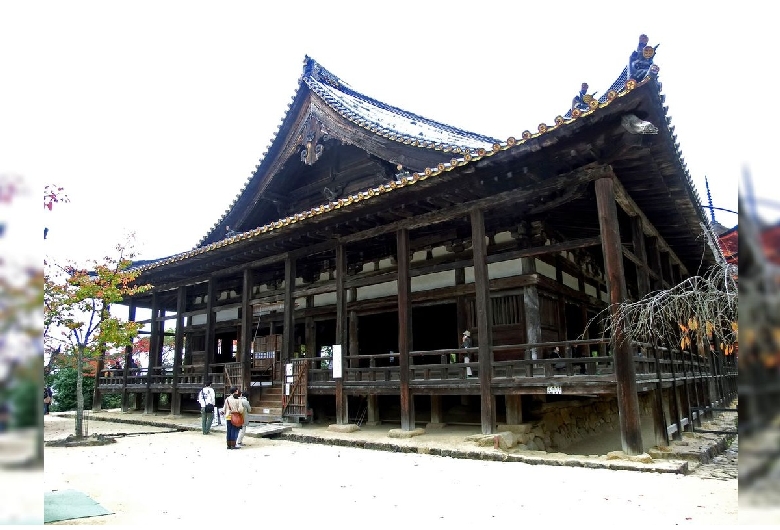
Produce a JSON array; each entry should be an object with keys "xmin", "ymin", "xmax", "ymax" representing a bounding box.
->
[
  {"xmin": 335, "ymin": 244, "xmax": 348, "ymax": 424},
  {"xmin": 470, "ymin": 208, "xmax": 495, "ymax": 434},
  {"xmin": 631, "ymin": 217, "xmax": 651, "ymax": 297},
  {"xmin": 429, "ymin": 395, "xmax": 444, "ymax": 426},
  {"xmin": 505, "ymin": 395, "xmax": 522, "ymax": 425},
  {"xmin": 521, "ymin": 257, "xmax": 541, "ymax": 361},
  {"xmin": 646, "ymin": 237, "xmax": 663, "ymax": 291},
  {"xmin": 305, "ymin": 295, "xmax": 316, "ymax": 359},
  {"xmin": 121, "ymin": 300, "xmax": 136, "ymax": 412},
  {"xmin": 172, "ymin": 286, "xmax": 185, "ymax": 416},
  {"xmin": 397, "ymin": 228, "xmax": 414, "ymax": 430},
  {"xmin": 145, "ymin": 293, "xmax": 159, "ymax": 414},
  {"xmin": 595, "ymin": 176, "xmax": 642, "ymax": 454},
  {"xmin": 455, "ymin": 267, "xmax": 467, "ymax": 349},
  {"xmin": 349, "ymin": 308, "xmax": 359, "ymax": 369},
  {"xmin": 204, "ymin": 278, "xmax": 216, "ymax": 379},
  {"xmin": 241, "ymin": 269, "xmax": 253, "ymax": 396},
  {"xmin": 282, "ymin": 257, "xmax": 296, "ymax": 366}
]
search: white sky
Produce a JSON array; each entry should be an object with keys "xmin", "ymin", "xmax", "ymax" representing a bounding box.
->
[{"xmin": 1, "ymin": 1, "xmax": 770, "ymax": 268}]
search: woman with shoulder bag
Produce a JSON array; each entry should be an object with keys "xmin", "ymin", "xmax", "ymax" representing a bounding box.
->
[{"xmin": 222, "ymin": 386, "xmax": 244, "ymax": 449}]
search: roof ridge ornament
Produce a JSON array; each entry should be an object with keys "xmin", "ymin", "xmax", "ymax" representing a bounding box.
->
[
  {"xmin": 629, "ymin": 34, "xmax": 660, "ymax": 82},
  {"xmin": 303, "ymin": 55, "xmax": 342, "ymax": 89}
]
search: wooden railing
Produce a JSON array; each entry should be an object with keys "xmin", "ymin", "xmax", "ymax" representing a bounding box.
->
[{"xmin": 97, "ymin": 338, "xmax": 720, "ymax": 391}]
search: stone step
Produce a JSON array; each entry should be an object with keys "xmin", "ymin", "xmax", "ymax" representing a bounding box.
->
[{"xmin": 247, "ymin": 413, "xmax": 283, "ymax": 423}]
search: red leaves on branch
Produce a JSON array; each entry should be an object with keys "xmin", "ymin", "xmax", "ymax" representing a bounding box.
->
[{"xmin": 44, "ymin": 184, "xmax": 70, "ymax": 211}]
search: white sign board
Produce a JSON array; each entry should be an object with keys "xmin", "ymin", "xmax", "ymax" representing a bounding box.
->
[
  {"xmin": 332, "ymin": 344, "xmax": 342, "ymax": 379},
  {"xmin": 285, "ymin": 363, "xmax": 293, "ymax": 377},
  {"xmin": 284, "ymin": 383, "xmax": 290, "ymax": 396},
  {"xmin": 546, "ymin": 385, "xmax": 562, "ymax": 395}
]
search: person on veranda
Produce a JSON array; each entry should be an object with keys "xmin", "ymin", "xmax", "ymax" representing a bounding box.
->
[{"xmin": 461, "ymin": 330, "xmax": 474, "ymax": 378}]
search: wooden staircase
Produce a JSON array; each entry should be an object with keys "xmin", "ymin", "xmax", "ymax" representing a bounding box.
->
[{"xmin": 248, "ymin": 384, "xmax": 284, "ymax": 423}]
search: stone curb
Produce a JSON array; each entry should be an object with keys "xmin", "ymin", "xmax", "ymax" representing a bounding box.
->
[
  {"xmin": 278, "ymin": 432, "xmax": 689, "ymax": 474},
  {"xmin": 55, "ymin": 412, "xmax": 737, "ymax": 475}
]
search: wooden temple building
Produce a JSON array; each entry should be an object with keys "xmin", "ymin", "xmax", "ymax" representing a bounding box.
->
[{"xmin": 97, "ymin": 37, "xmax": 737, "ymax": 454}]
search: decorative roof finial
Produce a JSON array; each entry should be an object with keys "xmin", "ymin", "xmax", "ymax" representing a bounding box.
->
[
  {"xmin": 571, "ymin": 82, "xmax": 597, "ymax": 112},
  {"xmin": 629, "ymin": 34, "xmax": 660, "ymax": 81},
  {"xmin": 705, "ymin": 176, "xmax": 716, "ymax": 223}
]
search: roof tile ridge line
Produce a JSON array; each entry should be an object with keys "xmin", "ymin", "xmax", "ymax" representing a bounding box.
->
[
  {"xmin": 304, "ymin": 64, "xmax": 500, "ymax": 145},
  {"xmin": 194, "ymin": 67, "xmax": 311, "ymax": 250},
  {"xmin": 336, "ymin": 84, "xmax": 501, "ymax": 145},
  {"xmin": 305, "ymin": 76, "xmax": 494, "ymax": 154},
  {"xmin": 137, "ymin": 71, "xmax": 642, "ymax": 274}
]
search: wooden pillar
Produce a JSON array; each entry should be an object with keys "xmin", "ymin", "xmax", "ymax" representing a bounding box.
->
[
  {"xmin": 145, "ymin": 293, "xmax": 159, "ymax": 414},
  {"xmin": 397, "ymin": 228, "xmax": 414, "ymax": 430},
  {"xmin": 505, "ymin": 395, "xmax": 522, "ymax": 425},
  {"xmin": 455, "ymin": 267, "xmax": 467, "ymax": 351},
  {"xmin": 521, "ymin": 257, "xmax": 541, "ymax": 362},
  {"xmin": 349, "ymin": 310, "xmax": 359, "ymax": 369},
  {"xmin": 667, "ymin": 340, "xmax": 683, "ymax": 440},
  {"xmin": 172, "ymin": 286, "xmax": 185, "ymax": 416},
  {"xmin": 366, "ymin": 395, "xmax": 379, "ymax": 426},
  {"xmin": 429, "ymin": 395, "xmax": 444, "ymax": 426},
  {"xmin": 121, "ymin": 301, "xmax": 136, "ymax": 412},
  {"xmin": 305, "ymin": 296, "xmax": 316, "ymax": 360},
  {"xmin": 647, "ymin": 237, "xmax": 663, "ymax": 291},
  {"xmin": 660, "ymin": 251, "xmax": 674, "ymax": 287},
  {"xmin": 470, "ymin": 208, "xmax": 496, "ymax": 435},
  {"xmin": 595, "ymin": 176, "xmax": 642, "ymax": 454},
  {"xmin": 555, "ymin": 256, "xmax": 567, "ymax": 345},
  {"xmin": 631, "ymin": 216, "xmax": 651, "ymax": 297},
  {"xmin": 650, "ymin": 339, "xmax": 669, "ymax": 447},
  {"xmin": 282, "ymin": 257, "xmax": 296, "ymax": 366},
  {"xmin": 671, "ymin": 263, "xmax": 682, "ymax": 286},
  {"xmin": 205, "ymin": 278, "xmax": 216, "ymax": 378},
  {"xmin": 335, "ymin": 244, "xmax": 348, "ymax": 424},
  {"xmin": 242, "ymin": 269, "xmax": 253, "ymax": 395}
]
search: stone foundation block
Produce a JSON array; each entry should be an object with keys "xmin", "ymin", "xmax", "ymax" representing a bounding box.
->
[
  {"xmin": 606, "ymin": 450, "xmax": 654, "ymax": 463},
  {"xmin": 388, "ymin": 427, "xmax": 425, "ymax": 438},
  {"xmin": 327, "ymin": 423, "xmax": 360, "ymax": 433},
  {"xmin": 497, "ymin": 423, "xmax": 532, "ymax": 434}
]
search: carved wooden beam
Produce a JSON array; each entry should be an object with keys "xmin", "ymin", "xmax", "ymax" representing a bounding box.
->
[
  {"xmin": 610, "ymin": 175, "xmax": 690, "ymax": 276},
  {"xmin": 339, "ymin": 164, "xmax": 612, "ymax": 245}
]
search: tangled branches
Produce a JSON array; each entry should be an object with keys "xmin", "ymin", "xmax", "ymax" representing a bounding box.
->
[{"xmin": 590, "ymin": 258, "xmax": 737, "ymax": 353}]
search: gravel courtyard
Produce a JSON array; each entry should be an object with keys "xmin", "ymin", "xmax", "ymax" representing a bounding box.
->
[{"xmin": 40, "ymin": 414, "xmax": 740, "ymax": 526}]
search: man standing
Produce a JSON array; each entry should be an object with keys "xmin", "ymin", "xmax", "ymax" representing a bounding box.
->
[
  {"xmin": 461, "ymin": 330, "xmax": 473, "ymax": 378},
  {"xmin": 198, "ymin": 380, "xmax": 216, "ymax": 434},
  {"xmin": 236, "ymin": 389, "xmax": 252, "ymax": 448}
]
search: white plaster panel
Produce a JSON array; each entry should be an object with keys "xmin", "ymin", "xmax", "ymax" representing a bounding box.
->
[
  {"xmin": 412, "ymin": 271, "xmax": 454, "ymax": 292},
  {"xmin": 216, "ymin": 307, "xmax": 238, "ymax": 322},
  {"xmin": 535, "ymin": 258, "xmax": 556, "ymax": 280}
]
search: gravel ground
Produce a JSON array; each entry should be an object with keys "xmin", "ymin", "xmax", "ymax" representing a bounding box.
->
[{"xmin": 39, "ymin": 414, "xmax": 740, "ymax": 526}]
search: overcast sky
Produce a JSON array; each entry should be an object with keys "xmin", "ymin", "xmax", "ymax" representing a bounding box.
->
[{"xmin": 1, "ymin": 1, "xmax": 769, "ymax": 267}]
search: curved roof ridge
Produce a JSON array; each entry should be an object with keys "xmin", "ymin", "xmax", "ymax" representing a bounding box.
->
[
  {"xmin": 303, "ymin": 56, "xmax": 500, "ymax": 147},
  {"xmin": 195, "ymin": 55, "xmax": 501, "ymax": 249},
  {"xmin": 195, "ymin": 65, "xmax": 309, "ymax": 248},
  {"xmin": 143, "ymin": 47, "xmax": 711, "ymax": 276}
]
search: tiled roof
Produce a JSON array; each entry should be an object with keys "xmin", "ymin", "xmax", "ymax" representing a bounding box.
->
[
  {"xmin": 196, "ymin": 57, "xmax": 502, "ymax": 249},
  {"xmin": 137, "ymin": 48, "xmax": 707, "ymax": 276},
  {"xmin": 302, "ymin": 57, "xmax": 500, "ymax": 153}
]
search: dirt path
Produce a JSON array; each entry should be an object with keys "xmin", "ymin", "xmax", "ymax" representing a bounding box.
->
[{"xmin": 41, "ymin": 414, "xmax": 738, "ymax": 526}]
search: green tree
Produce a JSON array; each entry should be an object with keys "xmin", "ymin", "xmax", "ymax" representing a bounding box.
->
[
  {"xmin": 44, "ymin": 240, "xmax": 151, "ymax": 437},
  {"xmin": 46, "ymin": 366, "xmax": 120, "ymax": 413}
]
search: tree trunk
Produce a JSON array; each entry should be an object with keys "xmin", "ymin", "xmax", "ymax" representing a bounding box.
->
[{"xmin": 75, "ymin": 345, "xmax": 85, "ymax": 437}]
